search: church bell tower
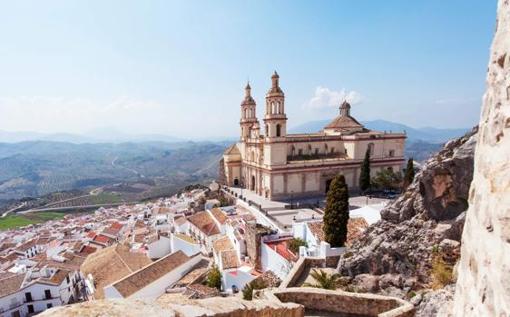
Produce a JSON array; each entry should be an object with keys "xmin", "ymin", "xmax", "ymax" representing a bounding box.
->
[
  {"xmin": 240, "ymin": 82, "xmax": 258, "ymax": 141},
  {"xmin": 264, "ymin": 71, "xmax": 287, "ymax": 139}
]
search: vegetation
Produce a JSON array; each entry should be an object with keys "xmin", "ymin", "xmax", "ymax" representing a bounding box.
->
[
  {"xmin": 242, "ymin": 278, "xmax": 267, "ymax": 300},
  {"xmin": 403, "ymin": 158, "xmax": 415, "ymax": 189},
  {"xmin": 0, "ymin": 211, "xmax": 67, "ymax": 230},
  {"xmin": 288, "ymin": 238, "xmax": 307, "ymax": 254},
  {"xmin": 206, "ymin": 265, "xmax": 222, "ymax": 290},
  {"xmin": 323, "ymin": 174, "xmax": 349, "ymax": 247},
  {"xmin": 359, "ymin": 149, "xmax": 371, "ymax": 191},
  {"xmin": 303, "ymin": 269, "xmax": 341, "ymax": 290},
  {"xmin": 371, "ymin": 169, "xmax": 402, "ymax": 191},
  {"xmin": 430, "ymin": 254, "xmax": 455, "ymax": 289}
]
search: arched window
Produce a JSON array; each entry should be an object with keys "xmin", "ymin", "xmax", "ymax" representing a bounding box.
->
[
  {"xmin": 271, "ymin": 102, "xmax": 276, "ymax": 114},
  {"xmin": 276, "ymin": 124, "xmax": 281, "ymax": 137},
  {"xmin": 276, "ymin": 101, "xmax": 281, "ymax": 114},
  {"xmin": 244, "ymin": 109, "xmax": 247, "ymax": 118},
  {"xmin": 291, "ymin": 145, "xmax": 296, "ymax": 156},
  {"xmin": 265, "ymin": 124, "xmax": 268, "ymax": 136}
]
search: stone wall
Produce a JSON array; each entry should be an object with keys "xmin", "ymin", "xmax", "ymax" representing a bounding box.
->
[
  {"xmin": 38, "ymin": 297, "xmax": 304, "ymax": 317},
  {"xmin": 272, "ymin": 288, "xmax": 414, "ymax": 317},
  {"xmin": 452, "ymin": 0, "xmax": 510, "ymax": 315}
]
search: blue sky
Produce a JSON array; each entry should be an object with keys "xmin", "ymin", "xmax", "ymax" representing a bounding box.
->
[{"xmin": 0, "ymin": 1, "xmax": 497, "ymax": 139}]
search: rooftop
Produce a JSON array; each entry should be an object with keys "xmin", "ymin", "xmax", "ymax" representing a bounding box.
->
[
  {"xmin": 112, "ymin": 250, "xmax": 193, "ymax": 298},
  {"xmin": 187, "ymin": 211, "xmax": 220, "ymax": 236}
]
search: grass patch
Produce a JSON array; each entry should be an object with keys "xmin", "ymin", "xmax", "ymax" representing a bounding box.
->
[
  {"xmin": 0, "ymin": 211, "xmax": 67, "ymax": 231},
  {"xmin": 430, "ymin": 254, "xmax": 454, "ymax": 289},
  {"xmin": 0, "ymin": 215, "xmax": 36, "ymax": 230}
]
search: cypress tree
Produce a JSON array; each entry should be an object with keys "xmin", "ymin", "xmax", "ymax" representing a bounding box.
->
[
  {"xmin": 359, "ymin": 148, "xmax": 371, "ymax": 192},
  {"xmin": 404, "ymin": 158, "xmax": 415, "ymax": 188},
  {"xmin": 323, "ymin": 174, "xmax": 350, "ymax": 247}
]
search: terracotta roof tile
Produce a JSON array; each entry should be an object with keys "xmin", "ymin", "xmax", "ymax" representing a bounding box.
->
[
  {"xmin": 210, "ymin": 208, "xmax": 228, "ymax": 224},
  {"xmin": 112, "ymin": 250, "xmax": 192, "ymax": 297},
  {"xmin": 187, "ymin": 212, "xmax": 220, "ymax": 236}
]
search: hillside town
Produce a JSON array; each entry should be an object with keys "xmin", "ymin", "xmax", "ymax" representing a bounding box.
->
[{"xmin": 0, "ymin": 181, "xmax": 384, "ymax": 316}]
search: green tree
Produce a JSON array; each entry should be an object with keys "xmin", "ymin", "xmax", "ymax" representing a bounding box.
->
[
  {"xmin": 371, "ymin": 169, "xmax": 402, "ymax": 190},
  {"xmin": 303, "ymin": 269, "xmax": 341, "ymax": 290},
  {"xmin": 323, "ymin": 174, "xmax": 349, "ymax": 247},
  {"xmin": 403, "ymin": 158, "xmax": 415, "ymax": 189},
  {"xmin": 359, "ymin": 149, "xmax": 371, "ymax": 192},
  {"xmin": 206, "ymin": 265, "xmax": 222, "ymax": 290},
  {"xmin": 288, "ymin": 238, "xmax": 308, "ymax": 254}
]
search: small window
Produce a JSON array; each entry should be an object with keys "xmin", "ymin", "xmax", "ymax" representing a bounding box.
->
[
  {"xmin": 389, "ymin": 150, "xmax": 395, "ymax": 157},
  {"xmin": 331, "ymin": 147, "xmax": 335, "ymax": 153},
  {"xmin": 27, "ymin": 305, "xmax": 34, "ymax": 314},
  {"xmin": 47, "ymin": 303, "xmax": 53, "ymax": 309},
  {"xmin": 45, "ymin": 289, "xmax": 52, "ymax": 299},
  {"xmin": 298, "ymin": 149, "xmax": 303, "ymax": 156},
  {"xmin": 315, "ymin": 148, "xmax": 319, "ymax": 155},
  {"xmin": 276, "ymin": 124, "xmax": 281, "ymax": 137},
  {"xmin": 66, "ymin": 276, "xmax": 70, "ymax": 284}
]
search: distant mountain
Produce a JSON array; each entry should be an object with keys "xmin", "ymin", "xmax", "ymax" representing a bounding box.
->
[
  {"xmin": 0, "ymin": 129, "xmax": 185, "ymax": 144},
  {"xmin": 0, "ymin": 140, "xmax": 227, "ymax": 203},
  {"xmin": 290, "ymin": 119, "xmax": 469, "ymax": 144}
]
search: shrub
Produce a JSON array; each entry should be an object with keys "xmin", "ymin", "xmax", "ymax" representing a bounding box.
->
[
  {"xmin": 430, "ymin": 255, "xmax": 454, "ymax": 289},
  {"xmin": 303, "ymin": 269, "xmax": 341, "ymax": 290},
  {"xmin": 288, "ymin": 238, "xmax": 307, "ymax": 254},
  {"xmin": 242, "ymin": 279, "xmax": 267, "ymax": 300},
  {"xmin": 206, "ymin": 265, "xmax": 222, "ymax": 290}
]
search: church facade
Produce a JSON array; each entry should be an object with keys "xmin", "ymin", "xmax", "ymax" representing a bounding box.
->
[{"xmin": 223, "ymin": 72, "xmax": 406, "ymax": 200}]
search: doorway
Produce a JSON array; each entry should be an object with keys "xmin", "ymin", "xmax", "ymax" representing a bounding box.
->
[
  {"xmin": 325, "ymin": 179, "xmax": 333, "ymax": 194},
  {"xmin": 233, "ymin": 178, "xmax": 239, "ymax": 186},
  {"xmin": 250, "ymin": 176, "xmax": 255, "ymax": 191}
]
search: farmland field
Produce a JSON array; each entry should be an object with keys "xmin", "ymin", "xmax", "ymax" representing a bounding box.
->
[{"xmin": 0, "ymin": 211, "xmax": 68, "ymax": 231}]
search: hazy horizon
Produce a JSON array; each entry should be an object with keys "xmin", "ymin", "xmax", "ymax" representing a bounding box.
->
[{"xmin": 0, "ymin": 1, "xmax": 496, "ymax": 139}]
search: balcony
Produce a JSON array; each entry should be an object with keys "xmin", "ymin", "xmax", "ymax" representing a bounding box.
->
[{"xmin": 287, "ymin": 152, "xmax": 347, "ymax": 162}]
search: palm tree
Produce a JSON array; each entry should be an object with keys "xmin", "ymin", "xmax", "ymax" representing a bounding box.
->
[{"xmin": 303, "ymin": 269, "xmax": 341, "ymax": 290}]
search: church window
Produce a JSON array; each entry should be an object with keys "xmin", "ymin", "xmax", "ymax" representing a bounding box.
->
[
  {"xmin": 276, "ymin": 124, "xmax": 281, "ymax": 137},
  {"xmin": 291, "ymin": 145, "xmax": 296, "ymax": 156},
  {"xmin": 265, "ymin": 125, "xmax": 268, "ymax": 136},
  {"xmin": 331, "ymin": 147, "xmax": 335, "ymax": 153},
  {"xmin": 324, "ymin": 143, "xmax": 328, "ymax": 150},
  {"xmin": 389, "ymin": 150, "xmax": 395, "ymax": 157},
  {"xmin": 315, "ymin": 148, "xmax": 319, "ymax": 155},
  {"xmin": 271, "ymin": 102, "xmax": 276, "ymax": 114},
  {"xmin": 298, "ymin": 149, "xmax": 303, "ymax": 156}
]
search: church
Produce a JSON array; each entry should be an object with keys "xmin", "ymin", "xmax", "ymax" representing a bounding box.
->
[{"xmin": 222, "ymin": 72, "xmax": 406, "ymax": 200}]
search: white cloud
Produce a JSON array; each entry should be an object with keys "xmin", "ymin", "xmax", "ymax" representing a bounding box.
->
[{"xmin": 304, "ymin": 86, "xmax": 363, "ymax": 109}]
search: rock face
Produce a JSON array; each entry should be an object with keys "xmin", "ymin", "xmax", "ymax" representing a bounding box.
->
[
  {"xmin": 338, "ymin": 128, "xmax": 477, "ymax": 288},
  {"xmin": 452, "ymin": 1, "xmax": 510, "ymax": 315}
]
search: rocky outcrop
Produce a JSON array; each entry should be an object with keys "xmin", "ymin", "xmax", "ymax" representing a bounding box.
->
[
  {"xmin": 338, "ymin": 129, "xmax": 476, "ymax": 285},
  {"xmin": 381, "ymin": 127, "xmax": 477, "ymax": 224},
  {"xmin": 337, "ymin": 129, "xmax": 477, "ymax": 317},
  {"xmin": 452, "ymin": 0, "xmax": 510, "ymax": 315}
]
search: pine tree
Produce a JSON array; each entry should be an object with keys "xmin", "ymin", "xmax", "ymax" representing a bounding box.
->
[
  {"xmin": 359, "ymin": 148, "xmax": 371, "ymax": 192},
  {"xmin": 403, "ymin": 158, "xmax": 415, "ymax": 189},
  {"xmin": 323, "ymin": 174, "xmax": 350, "ymax": 247}
]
